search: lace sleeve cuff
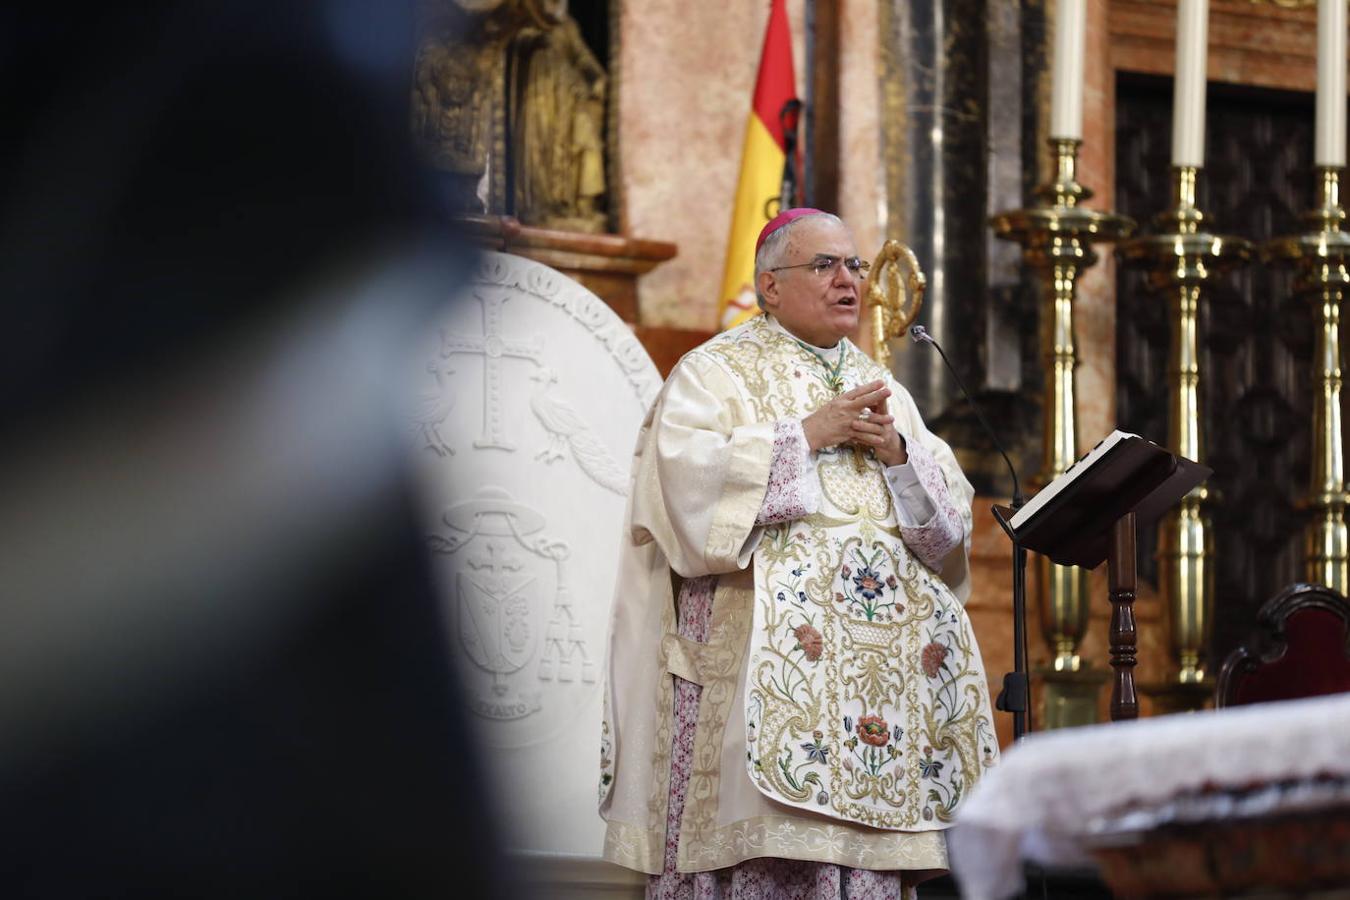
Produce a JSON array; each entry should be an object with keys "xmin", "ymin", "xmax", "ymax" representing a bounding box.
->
[{"xmin": 755, "ymin": 419, "xmax": 821, "ymax": 525}]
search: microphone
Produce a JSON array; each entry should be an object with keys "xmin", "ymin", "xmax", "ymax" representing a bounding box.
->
[
  {"xmin": 909, "ymin": 324, "xmax": 1032, "ymax": 738},
  {"xmin": 908, "ymin": 326, "xmax": 1023, "ymax": 507}
]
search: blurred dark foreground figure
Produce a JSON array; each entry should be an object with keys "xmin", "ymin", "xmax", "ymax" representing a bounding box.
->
[{"xmin": 0, "ymin": 3, "xmax": 511, "ymax": 897}]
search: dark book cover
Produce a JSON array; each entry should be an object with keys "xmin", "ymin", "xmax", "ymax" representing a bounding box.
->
[{"xmin": 997, "ymin": 435, "xmax": 1211, "ymax": 569}]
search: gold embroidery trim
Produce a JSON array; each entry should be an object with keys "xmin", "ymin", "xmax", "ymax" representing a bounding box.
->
[
  {"xmin": 662, "ymin": 634, "xmax": 706, "ymax": 685},
  {"xmin": 678, "ymin": 579, "xmax": 755, "ymax": 864},
  {"xmin": 679, "ymin": 813, "xmax": 949, "ymax": 873}
]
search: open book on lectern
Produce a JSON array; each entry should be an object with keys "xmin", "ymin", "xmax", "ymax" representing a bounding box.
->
[{"xmin": 1001, "ymin": 430, "xmax": 1211, "ymax": 570}]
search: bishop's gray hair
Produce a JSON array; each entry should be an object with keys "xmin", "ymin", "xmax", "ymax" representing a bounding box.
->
[{"xmin": 752, "ymin": 211, "xmax": 845, "ymax": 309}]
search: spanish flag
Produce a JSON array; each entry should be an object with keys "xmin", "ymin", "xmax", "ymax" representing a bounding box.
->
[{"xmin": 717, "ymin": 0, "xmax": 798, "ymax": 331}]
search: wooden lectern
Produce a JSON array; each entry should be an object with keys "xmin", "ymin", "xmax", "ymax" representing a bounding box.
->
[{"xmin": 993, "ymin": 434, "xmax": 1210, "ymax": 722}]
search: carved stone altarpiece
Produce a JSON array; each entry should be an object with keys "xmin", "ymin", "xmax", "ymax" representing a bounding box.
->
[{"xmin": 410, "ymin": 251, "xmax": 659, "ymax": 856}]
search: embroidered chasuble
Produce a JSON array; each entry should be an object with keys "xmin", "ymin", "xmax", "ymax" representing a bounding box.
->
[{"xmin": 600, "ymin": 314, "xmax": 999, "ymax": 883}]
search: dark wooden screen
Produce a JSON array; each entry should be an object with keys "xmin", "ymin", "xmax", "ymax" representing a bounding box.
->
[{"xmin": 1114, "ymin": 74, "xmax": 1316, "ymax": 666}]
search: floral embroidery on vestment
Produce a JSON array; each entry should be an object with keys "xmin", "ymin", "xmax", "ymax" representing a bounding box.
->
[{"xmin": 704, "ymin": 317, "xmax": 996, "ymax": 830}]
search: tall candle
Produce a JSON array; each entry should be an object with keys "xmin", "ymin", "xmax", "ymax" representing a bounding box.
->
[
  {"xmin": 1317, "ymin": 0, "xmax": 1347, "ymax": 167},
  {"xmin": 1171, "ymin": 0, "xmax": 1209, "ymax": 167},
  {"xmin": 1050, "ymin": 0, "xmax": 1086, "ymax": 140}
]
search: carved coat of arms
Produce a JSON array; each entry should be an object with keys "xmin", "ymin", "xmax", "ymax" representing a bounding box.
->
[{"xmin": 413, "ymin": 252, "xmax": 659, "ymax": 751}]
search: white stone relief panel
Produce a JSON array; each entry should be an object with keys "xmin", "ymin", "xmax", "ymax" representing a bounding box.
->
[
  {"xmin": 429, "ymin": 485, "xmax": 596, "ymax": 742},
  {"xmin": 409, "ymin": 251, "xmax": 660, "ymax": 858}
]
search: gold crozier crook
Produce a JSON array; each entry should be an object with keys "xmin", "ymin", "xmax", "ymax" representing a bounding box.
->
[
  {"xmin": 867, "ymin": 239, "xmax": 927, "ymax": 370},
  {"xmin": 847, "ymin": 240, "xmax": 926, "ymax": 472}
]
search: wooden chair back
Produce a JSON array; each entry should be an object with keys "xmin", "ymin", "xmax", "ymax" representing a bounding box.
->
[{"xmin": 1215, "ymin": 583, "xmax": 1350, "ymax": 708}]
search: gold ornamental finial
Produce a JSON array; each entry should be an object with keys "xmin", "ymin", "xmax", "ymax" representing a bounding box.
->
[{"xmin": 867, "ymin": 240, "xmax": 926, "ymax": 369}]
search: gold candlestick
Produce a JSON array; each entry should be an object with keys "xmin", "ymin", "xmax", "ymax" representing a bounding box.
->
[
  {"xmin": 1120, "ymin": 166, "xmax": 1250, "ymax": 712},
  {"xmin": 1264, "ymin": 167, "xmax": 1350, "ymax": 593},
  {"xmin": 992, "ymin": 138, "xmax": 1135, "ymax": 727}
]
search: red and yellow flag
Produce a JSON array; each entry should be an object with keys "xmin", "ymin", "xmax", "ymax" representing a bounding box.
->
[{"xmin": 717, "ymin": 0, "xmax": 797, "ymax": 331}]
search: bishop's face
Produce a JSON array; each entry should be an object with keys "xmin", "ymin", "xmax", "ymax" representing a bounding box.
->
[{"xmin": 757, "ymin": 217, "xmax": 863, "ymax": 348}]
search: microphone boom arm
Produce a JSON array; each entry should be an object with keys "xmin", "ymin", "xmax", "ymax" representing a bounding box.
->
[
  {"xmin": 908, "ymin": 326, "xmax": 1023, "ymax": 508},
  {"xmin": 909, "ymin": 324, "xmax": 1032, "ymax": 739}
]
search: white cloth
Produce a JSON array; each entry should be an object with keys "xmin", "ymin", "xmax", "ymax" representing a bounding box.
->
[
  {"xmin": 765, "ymin": 315, "xmax": 845, "ymax": 362},
  {"xmin": 885, "ymin": 463, "xmax": 936, "ymax": 527},
  {"xmin": 946, "ymin": 692, "xmax": 1350, "ymax": 900}
]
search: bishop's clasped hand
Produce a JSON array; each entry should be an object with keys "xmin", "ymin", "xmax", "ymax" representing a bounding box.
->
[{"xmin": 801, "ymin": 380, "xmax": 908, "ymax": 468}]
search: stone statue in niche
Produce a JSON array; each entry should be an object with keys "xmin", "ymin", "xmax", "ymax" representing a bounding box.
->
[
  {"xmin": 410, "ymin": 0, "xmax": 608, "ymax": 231},
  {"xmin": 411, "ymin": 37, "xmax": 496, "ymax": 180},
  {"xmin": 514, "ymin": 16, "xmax": 608, "ymax": 232}
]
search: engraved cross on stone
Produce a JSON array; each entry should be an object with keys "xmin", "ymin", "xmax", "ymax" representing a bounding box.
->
[
  {"xmin": 468, "ymin": 541, "xmax": 522, "ymax": 577},
  {"xmin": 441, "ymin": 292, "xmax": 542, "ymax": 449}
]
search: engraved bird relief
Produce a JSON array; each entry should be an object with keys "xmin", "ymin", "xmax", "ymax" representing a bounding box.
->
[
  {"xmin": 528, "ymin": 366, "xmax": 628, "ymax": 495},
  {"xmin": 413, "ymin": 356, "xmax": 456, "ymax": 457}
]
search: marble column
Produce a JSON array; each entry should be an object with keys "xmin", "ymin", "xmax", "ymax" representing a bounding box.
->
[
  {"xmin": 879, "ymin": 0, "xmax": 989, "ymax": 417},
  {"xmin": 879, "ymin": 0, "xmax": 1043, "ymax": 497}
]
